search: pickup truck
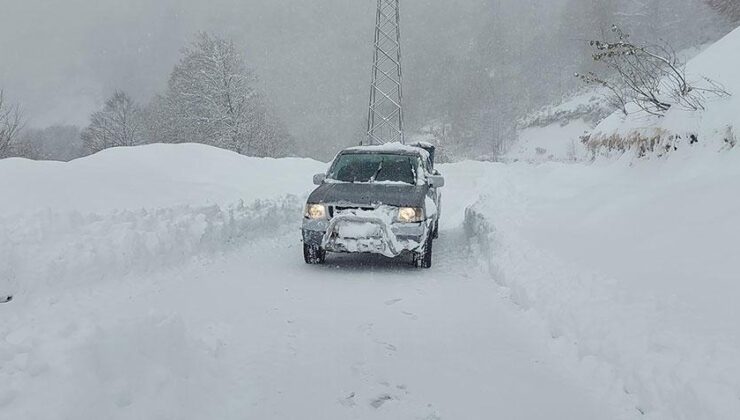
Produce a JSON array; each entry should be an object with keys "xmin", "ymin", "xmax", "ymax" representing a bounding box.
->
[{"xmin": 302, "ymin": 142, "xmax": 444, "ymax": 268}]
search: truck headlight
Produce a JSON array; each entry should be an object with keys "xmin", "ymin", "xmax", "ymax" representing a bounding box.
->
[
  {"xmin": 398, "ymin": 207, "xmax": 424, "ymax": 223},
  {"xmin": 305, "ymin": 204, "xmax": 327, "ymax": 220}
]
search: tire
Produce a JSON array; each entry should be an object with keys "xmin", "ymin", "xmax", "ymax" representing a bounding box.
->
[
  {"xmin": 432, "ymin": 221, "xmax": 440, "ymax": 239},
  {"xmin": 413, "ymin": 235, "xmax": 433, "ymax": 269},
  {"xmin": 303, "ymin": 243, "xmax": 326, "ymax": 265}
]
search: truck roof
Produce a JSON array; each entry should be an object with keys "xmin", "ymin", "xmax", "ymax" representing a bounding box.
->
[{"xmin": 343, "ymin": 142, "xmax": 430, "ymax": 159}]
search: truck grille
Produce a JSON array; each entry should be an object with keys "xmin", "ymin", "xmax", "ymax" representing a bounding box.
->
[{"xmin": 330, "ymin": 206, "xmax": 374, "ymax": 218}]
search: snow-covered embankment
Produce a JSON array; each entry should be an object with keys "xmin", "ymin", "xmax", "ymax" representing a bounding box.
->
[
  {"xmin": 0, "ymin": 144, "xmax": 325, "ymax": 298},
  {"xmin": 467, "ymin": 25, "xmax": 740, "ymax": 419},
  {"xmin": 462, "ymin": 143, "xmax": 740, "ymax": 418}
]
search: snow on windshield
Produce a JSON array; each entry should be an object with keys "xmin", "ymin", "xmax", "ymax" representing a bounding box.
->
[{"xmin": 327, "ymin": 153, "xmax": 419, "ymax": 185}]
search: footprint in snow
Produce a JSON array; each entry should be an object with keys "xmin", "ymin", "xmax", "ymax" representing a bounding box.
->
[
  {"xmin": 402, "ymin": 311, "xmax": 418, "ymax": 320},
  {"xmin": 379, "ymin": 341, "xmax": 397, "ymax": 352},
  {"xmin": 384, "ymin": 298, "xmax": 403, "ymax": 306},
  {"xmin": 339, "ymin": 392, "xmax": 356, "ymax": 407},
  {"xmin": 370, "ymin": 394, "xmax": 394, "ymax": 409}
]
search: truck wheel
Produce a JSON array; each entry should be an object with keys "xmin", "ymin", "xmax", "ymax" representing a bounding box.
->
[
  {"xmin": 413, "ymin": 235, "xmax": 433, "ymax": 269},
  {"xmin": 303, "ymin": 243, "xmax": 326, "ymax": 264},
  {"xmin": 432, "ymin": 221, "xmax": 440, "ymax": 239}
]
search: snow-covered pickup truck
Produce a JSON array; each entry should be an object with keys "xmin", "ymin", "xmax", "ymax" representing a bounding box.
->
[{"xmin": 302, "ymin": 142, "xmax": 444, "ymax": 268}]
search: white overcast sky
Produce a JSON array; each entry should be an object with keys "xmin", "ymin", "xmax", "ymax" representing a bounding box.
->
[{"xmin": 0, "ymin": 0, "xmax": 487, "ymax": 147}]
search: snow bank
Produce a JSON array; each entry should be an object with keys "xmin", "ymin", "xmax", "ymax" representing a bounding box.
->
[
  {"xmin": 0, "ymin": 144, "xmax": 330, "ymax": 418},
  {"xmin": 0, "ymin": 143, "xmax": 325, "ymax": 214},
  {"xmin": 587, "ymin": 26, "xmax": 740, "ymax": 157},
  {"xmin": 0, "ymin": 144, "xmax": 325, "ymax": 298},
  {"xmin": 0, "ymin": 198, "xmax": 303, "ymax": 298},
  {"xmin": 461, "ymin": 148, "xmax": 740, "ymax": 419},
  {"xmin": 507, "ymin": 89, "xmax": 615, "ymax": 163},
  {"xmin": 510, "ymin": 118, "xmax": 592, "ymax": 163}
]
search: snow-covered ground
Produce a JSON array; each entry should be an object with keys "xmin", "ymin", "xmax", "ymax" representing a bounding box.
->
[
  {"xmin": 508, "ymin": 89, "xmax": 614, "ymax": 163},
  {"xmin": 0, "ymin": 144, "xmax": 325, "ymax": 300},
  {"xmin": 3, "ymin": 136, "xmax": 739, "ymax": 419},
  {"xmin": 463, "ymin": 146, "xmax": 740, "ymax": 419},
  {"xmin": 0, "ymin": 144, "xmax": 624, "ymax": 419},
  {"xmin": 486, "ymin": 26, "xmax": 740, "ymax": 418}
]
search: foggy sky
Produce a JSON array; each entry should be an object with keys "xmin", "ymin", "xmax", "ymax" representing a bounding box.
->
[{"xmin": 0, "ymin": 0, "xmax": 489, "ymax": 155}]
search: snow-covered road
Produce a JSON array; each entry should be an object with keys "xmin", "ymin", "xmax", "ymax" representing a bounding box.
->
[
  {"xmin": 9, "ymin": 143, "xmax": 740, "ymax": 419},
  {"xmin": 1, "ymin": 212, "xmax": 618, "ymax": 419},
  {"xmin": 155, "ymin": 228, "xmax": 612, "ymax": 419}
]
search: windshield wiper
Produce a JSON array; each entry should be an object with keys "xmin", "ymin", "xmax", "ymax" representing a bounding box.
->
[{"xmin": 369, "ymin": 160, "xmax": 384, "ymax": 183}]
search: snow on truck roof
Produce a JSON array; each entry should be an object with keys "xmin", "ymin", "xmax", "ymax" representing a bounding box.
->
[{"xmin": 343, "ymin": 142, "xmax": 430, "ymax": 159}]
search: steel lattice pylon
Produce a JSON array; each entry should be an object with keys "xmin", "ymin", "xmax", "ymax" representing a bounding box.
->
[{"xmin": 365, "ymin": 0, "xmax": 404, "ymax": 145}]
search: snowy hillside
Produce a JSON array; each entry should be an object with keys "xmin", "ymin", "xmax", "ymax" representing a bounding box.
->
[
  {"xmin": 587, "ymin": 26, "xmax": 740, "ymax": 157},
  {"xmin": 465, "ymin": 146, "xmax": 740, "ymax": 418},
  {"xmin": 475, "ymin": 28, "xmax": 740, "ymax": 417},
  {"xmin": 510, "ymin": 26, "xmax": 740, "ymax": 162},
  {"xmin": 507, "ymin": 89, "xmax": 614, "ymax": 162}
]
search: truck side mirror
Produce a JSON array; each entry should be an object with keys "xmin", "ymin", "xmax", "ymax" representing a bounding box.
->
[
  {"xmin": 313, "ymin": 173, "xmax": 327, "ymax": 185},
  {"xmin": 428, "ymin": 175, "xmax": 445, "ymax": 188}
]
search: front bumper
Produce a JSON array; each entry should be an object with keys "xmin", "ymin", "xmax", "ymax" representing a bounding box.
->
[{"xmin": 302, "ymin": 216, "xmax": 427, "ymax": 258}]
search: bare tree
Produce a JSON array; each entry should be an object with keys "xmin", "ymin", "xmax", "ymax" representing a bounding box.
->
[
  {"xmin": 81, "ymin": 91, "xmax": 145, "ymax": 153},
  {"xmin": 577, "ymin": 26, "xmax": 730, "ymax": 117},
  {"xmin": 0, "ymin": 91, "xmax": 23, "ymax": 158},
  {"xmin": 16, "ymin": 125, "xmax": 85, "ymax": 161}
]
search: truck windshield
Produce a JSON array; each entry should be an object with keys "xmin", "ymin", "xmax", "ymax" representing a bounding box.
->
[{"xmin": 328, "ymin": 153, "xmax": 417, "ymax": 185}]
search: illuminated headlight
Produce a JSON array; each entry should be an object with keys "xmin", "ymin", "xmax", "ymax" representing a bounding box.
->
[
  {"xmin": 398, "ymin": 207, "xmax": 424, "ymax": 223},
  {"xmin": 305, "ymin": 204, "xmax": 327, "ymax": 220}
]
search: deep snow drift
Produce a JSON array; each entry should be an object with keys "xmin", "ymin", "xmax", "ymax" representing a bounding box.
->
[
  {"xmin": 463, "ymin": 147, "xmax": 740, "ymax": 419},
  {"xmin": 0, "ymin": 144, "xmax": 620, "ymax": 420},
  {"xmin": 0, "ymin": 144, "xmax": 325, "ymax": 299},
  {"xmin": 3, "ymin": 135, "xmax": 740, "ymax": 418},
  {"xmin": 494, "ymin": 26, "xmax": 740, "ymax": 417},
  {"xmin": 0, "ymin": 143, "xmax": 324, "ymax": 214},
  {"xmin": 476, "ymin": 26, "xmax": 740, "ymax": 418}
]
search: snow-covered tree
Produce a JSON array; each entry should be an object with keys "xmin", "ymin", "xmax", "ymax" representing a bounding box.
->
[
  {"xmin": 0, "ymin": 91, "xmax": 23, "ymax": 159},
  {"xmin": 155, "ymin": 32, "xmax": 292, "ymax": 157},
  {"xmin": 81, "ymin": 91, "xmax": 145, "ymax": 153},
  {"xmin": 16, "ymin": 125, "xmax": 85, "ymax": 161},
  {"xmin": 578, "ymin": 26, "xmax": 730, "ymax": 116}
]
